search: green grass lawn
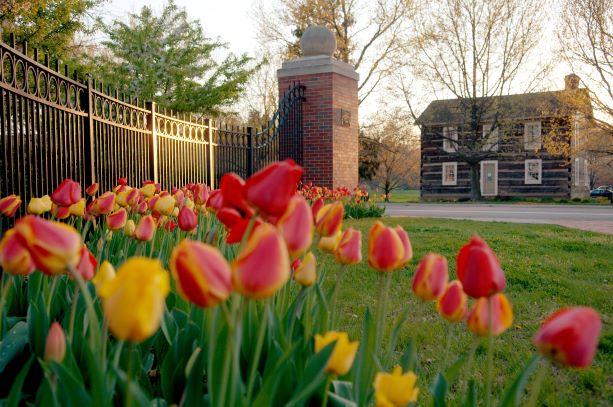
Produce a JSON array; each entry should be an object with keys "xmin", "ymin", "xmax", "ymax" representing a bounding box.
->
[{"xmin": 320, "ymin": 218, "xmax": 613, "ymax": 405}]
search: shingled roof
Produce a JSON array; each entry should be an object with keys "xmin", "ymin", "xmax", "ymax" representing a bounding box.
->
[{"xmin": 417, "ymin": 88, "xmax": 592, "ymax": 126}]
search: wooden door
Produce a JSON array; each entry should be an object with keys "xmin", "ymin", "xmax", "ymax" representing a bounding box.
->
[{"xmin": 481, "ymin": 161, "xmax": 498, "ymax": 196}]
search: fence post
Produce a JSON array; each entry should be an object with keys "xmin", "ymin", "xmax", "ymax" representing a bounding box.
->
[
  {"xmin": 146, "ymin": 101, "xmax": 159, "ymax": 183},
  {"xmin": 246, "ymin": 126, "xmax": 254, "ymax": 177},
  {"xmin": 84, "ymin": 77, "xmax": 96, "ymax": 185},
  {"xmin": 207, "ymin": 119, "xmax": 215, "ymax": 189}
]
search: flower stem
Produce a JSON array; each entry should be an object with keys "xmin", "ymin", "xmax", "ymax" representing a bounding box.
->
[
  {"xmin": 0, "ymin": 273, "xmax": 12, "ymax": 337},
  {"xmin": 485, "ymin": 296, "xmax": 494, "ymax": 407},
  {"xmin": 125, "ymin": 342, "xmax": 135, "ymax": 407},
  {"xmin": 68, "ymin": 285, "xmax": 80, "ymax": 341},
  {"xmin": 67, "ymin": 265, "xmax": 100, "ymax": 354},
  {"xmin": 45, "ymin": 276, "xmax": 59, "ymax": 317},
  {"xmin": 246, "ymin": 300, "xmax": 269, "ymax": 402},
  {"xmin": 374, "ymin": 273, "xmax": 392, "ymax": 355},
  {"xmin": 321, "ymin": 374, "xmax": 334, "ymax": 407},
  {"xmin": 526, "ymin": 358, "xmax": 548, "ymax": 407},
  {"xmin": 329, "ymin": 265, "xmax": 346, "ymax": 329}
]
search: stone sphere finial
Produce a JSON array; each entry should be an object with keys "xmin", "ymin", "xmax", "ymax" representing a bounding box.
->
[{"xmin": 300, "ymin": 26, "xmax": 337, "ymax": 57}]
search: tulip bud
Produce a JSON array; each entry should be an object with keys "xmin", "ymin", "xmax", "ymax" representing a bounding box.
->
[
  {"xmin": 232, "ymin": 223, "xmax": 290, "ymax": 299},
  {"xmin": 367, "ymin": 221, "xmax": 406, "ymax": 272},
  {"xmin": 0, "ymin": 195, "xmax": 21, "ymax": 217},
  {"xmin": 124, "ymin": 219, "xmax": 136, "ymax": 237},
  {"xmin": 126, "ymin": 188, "xmax": 141, "ymax": 206},
  {"xmin": 412, "ymin": 253, "xmax": 448, "ymax": 301},
  {"xmin": 178, "ymin": 206, "xmax": 198, "ymax": 232},
  {"xmin": 117, "ymin": 177, "xmax": 128, "ymax": 186},
  {"xmin": 134, "ymin": 215, "xmax": 156, "ymax": 241},
  {"xmin": 163, "ymin": 218, "xmax": 177, "ymax": 232},
  {"xmin": 0, "ymin": 229, "xmax": 34, "ymax": 275},
  {"xmin": 373, "ymin": 365, "xmax": 419, "ymax": 406},
  {"xmin": 193, "ymin": 183, "xmax": 209, "ymax": 205},
  {"xmin": 51, "ymin": 179, "xmax": 81, "ymax": 207},
  {"xmin": 75, "ymin": 245, "xmax": 97, "ymax": 281},
  {"xmin": 136, "ymin": 200, "xmax": 148, "ymax": 214},
  {"xmin": 170, "ymin": 240, "xmax": 232, "ymax": 308},
  {"xmin": 116, "ymin": 188, "xmax": 132, "ymax": 207},
  {"xmin": 277, "ymin": 195, "xmax": 313, "ymax": 258},
  {"xmin": 140, "ymin": 183, "xmax": 156, "ymax": 198},
  {"xmin": 98, "ymin": 257, "xmax": 169, "ymax": 342},
  {"xmin": 245, "ymin": 159, "xmax": 303, "ymax": 217},
  {"xmin": 27, "ymin": 196, "xmax": 52, "ymax": 215},
  {"xmin": 69, "ymin": 199, "xmax": 86, "ymax": 217},
  {"xmin": 335, "ymin": 228, "xmax": 362, "ymax": 265},
  {"xmin": 107, "ymin": 208, "xmax": 128, "ymax": 231},
  {"xmin": 534, "ymin": 307, "xmax": 601, "ymax": 368},
  {"xmin": 395, "ymin": 226, "xmax": 413, "ymax": 268},
  {"xmin": 105, "ymin": 230, "xmax": 113, "ymax": 242},
  {"xmin": 315, "ymin": 202, "xmax": 344, "ymax": 237},
  {"xmin": 93, "ymin": 192, "xmax": 116, "ymax": 215},
  {"xmin": 155, "ymin": 195, "xmax": 175, "ymax": 216},
  {"xmin": 457, "ymin": 236, "xmax": 506, "ymax": 298},
  {"xmin": 294, "ymin": 252, "xmax": 317, "ymax": 287},
  {"xmin": 467, "ymin": 293, "xmax": 513, "ymax": 337},
  {"xmin": 15, "ymin": 216, "xmax": 81, "ymax": 275},
  {"xmin": 44, "ymin": 322, "xmax": 66, "ymax": 363},
  {"xmin": 437, "ymin": 281, "xmax": 468, "ymax": 322},
  {"xmin": 318, "ymin": 230, "xmax": 342, "ymax": 253},
  {"xmin": 311, "ymin": 197, "xmax": 324, "ymax": 222},
  {"xmin": 85, "ymin": 183, "xmax": 99, "ymax": 196},
  {"xmin": 173, "ymin": 190, "xmax": 185, "ymax": 207},
  {"xmin": 314, "ymin": 331, "xmax": 359, "ymax": 376},
  {"xmin": 93, "ymin": 261, "xmax": 116, "ymax": 292}
]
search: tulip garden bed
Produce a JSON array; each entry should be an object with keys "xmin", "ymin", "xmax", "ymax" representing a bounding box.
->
[
  {"xmin": 0, "ymin": 162, "xmax": 610, "ymax": 406},
  {"xmin": 327, "ymin": 217, "xmax": 613, "ymax": 405}
]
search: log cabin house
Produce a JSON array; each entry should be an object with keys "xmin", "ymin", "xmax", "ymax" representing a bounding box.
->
[{"xmin": 417, "ymin": 75, "xmax": 592, "ymax": 200}]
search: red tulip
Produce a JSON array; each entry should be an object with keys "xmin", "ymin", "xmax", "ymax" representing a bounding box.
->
[
  {"xmin": 117, "ymin": 177, "xmax": 128, "ymax": 186},
  {"xmin": 367, "ymin": 221, "xmax": 407, "ymax": 272},
  {"xmin": 276, "ymin": 195, "xmax": 313, "ymax": 258},
  {"xmin": 206, "ymin": 190, "xmax": 224, "ymax": 212},
  {"xmin": 170, "ymin": 240, "xmax": 232, "ymax": 308},
  {"xmin": 85, "ymin": 183, "xmax": 99, "ymax": 197},
  {"xmin": 163, "ymin": 218, "xmax": 177, "ymax": 232},
  {"xmin": 93, "ymin": 192, "xmax": 116, "ymax": 215},
  {"xmin": 44, "ymin": 322, "xmax": 66, "ymax": 363},
  {"xmin": 467, "ymin": 293, "xmax": 513, "ymax": 337},
  {"xmin": 232, "ymin": 223, "xmax": 290, "ymax": 299},
  {"xmin": 437, "ymin": 281, "xmax": 468, "ymax": 322},
  {"xmin": 315, "ymin": 202, "xmax": 344, "ymax": 237},
  {"xmin": 136, "ymin": 200, "xmax": 148, "ymax": 214},
  {"xmin": 220, "ymin": 173, "xmax": 253, "ymax": 216},
  {"xmin": 0, "ymin": 195, "xmax": 22, "ymax": 217},
  {"xmin": 457, "ymin": 236, "xmax": 506, "ymax": 298},
  {"xmin": 107, "ymin": 208, "xmax": 128, "ymax": 231},
  {"xmin": 246, "ymin": 159, "xmax": 303, "ymax": 217},
  {"xmin": 178, "ymin": 206, "xmax": 198, "ymax": 232},
  {"xmin": 0, "ymin": 229, "xmax": 34, "ymax": 275},
  {"xmin": 75, "ymin": 245, "xmax": 96, "ymax": 281},
  {"xmin": 534, "ymin": 307, "xmax": 601, "ymax": 368},
  {"xmin": 335, "ymin": 228, "xmax": 362, "ymax": 265},
  {"xmin": 51, "ymin": 179, "xmax": 81, "ymax": 207},
  {"xmin": 14, "ymin": 216, "xmax": 81, "ymax": 275},
  {"xmin": 311, "ymin": 197, "xmax": 324, "ymax": 222},
  {"xmin": 53, "ymin": 204, "xmax": 71, "ymax": 219},
  {"xmin": 217, "ymin": 207, "xmax": 242, "ymax": 229},
  {"xmin": 412, "ymin": 253, "xmax": 448, "ymax": 301},
  {"xmin": 227, "ymin": 217, "xmax": 263, "ymax": 244},
  {"xmin": 395, "ymin": 226, "xmax": 413, "ymax": 268},
  {"xmin": 134, "ymin": 215, "xmax": 156, "ymax": 241}
]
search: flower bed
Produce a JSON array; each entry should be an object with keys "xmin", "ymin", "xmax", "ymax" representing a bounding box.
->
[{"xmin": 0, "ymin": 160, "xmax": 603, "ymax": 406}]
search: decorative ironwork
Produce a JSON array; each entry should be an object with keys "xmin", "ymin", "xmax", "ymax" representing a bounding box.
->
[{"xmin": 0, "ymin": 34, "xmax": 305, "ymax": 231}]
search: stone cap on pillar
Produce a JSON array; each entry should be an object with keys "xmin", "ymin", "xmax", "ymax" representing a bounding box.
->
[{"xmin": 277, "ymin": 26, "xmax": 359, "ymax": 81}]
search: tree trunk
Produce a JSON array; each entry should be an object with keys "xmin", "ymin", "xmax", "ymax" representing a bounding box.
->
[
  {"xmin": 384, "ymin": 180, "xmax": 391, "ymax": 202},
  {"xmin": 469, "ymin": 163, "xmax": 481, "ymax": 201}
]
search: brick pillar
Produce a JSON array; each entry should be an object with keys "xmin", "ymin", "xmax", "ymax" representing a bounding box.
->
[{"xmin": 277, "ymin": 34, "xmax": 359, "ymax": 188}]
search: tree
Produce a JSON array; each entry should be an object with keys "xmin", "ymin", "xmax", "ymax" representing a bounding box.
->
[
  {"xmin": 556, "ymin": 0, "xmax": 613, "ymax": 167},
  {"xmin": 0, "ymin": 0, "xmax": 102, "ymax": 71},
  {"xmin": 403, "ymin": 0, "xmax": 550, "ymax": 200},
  {"xmin": 92, "ymin": 1, "xmax": 255, "ymax": 115},
  {"xmin": 252, "ymin": 0, "xmax": 415, "ymax": 104}
]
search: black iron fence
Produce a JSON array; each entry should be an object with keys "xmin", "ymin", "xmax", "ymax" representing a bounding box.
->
[{"xmin": 0, "ymin": 35, "xmax": 305, "ymax": 223}]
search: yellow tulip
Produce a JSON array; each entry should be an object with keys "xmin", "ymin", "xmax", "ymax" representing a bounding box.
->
[
  {"xmin": 140, "ymin": 183, "xmax": 156, "ymax": 198},
  {"xmin": 318, "ymin": 230, "xmax": 342, "ymax": 254},
  {"xmin": 98, "ymin": 257, "xmax": 169, "ymax": 342},
  {"xmin": 124, "ymin": 219, "xmax": 136, "ymax": 237},
  {"xmin": 314, "ymin": 331, "xmax": 359, "ymax": 376},
  {"xmin": 374, "ymin": 365, "xmax": 419, "ymax": 407},
  {"xmin": 155, "ymin": 195, "xmax": 176, "ymax": 216},
  {"xmin": 93, "ymin": 261, "xmax": 116, "ymax": 293},
  {"xmin": 27, "ymin": 195, "xmax": 52, "ymax": 215},
  {"xmin": 294, "ymin": 252, "xmax": 317, "ymax": 287},
  {"xmin": 69, "ymin": 199, "xmax": 86, "ymax": 217}
]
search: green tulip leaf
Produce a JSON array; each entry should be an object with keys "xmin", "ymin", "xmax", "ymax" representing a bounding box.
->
[
  {"xmin": 4, "ymin": 355, "xmax": 34, "ymax": 407},
  {"xmin": 0, "ymin": 321, "xmax": 28, "ymax": 373},
  {"xmin": 286, "ymin": 341, "xmax": 336, "ymax": 407},
  {"xmin": 430, "ymin": 373, "xmax": 448, "ymax": 407},
  {"xmin": 329, "ymin": 392, "xmax": 358, "ymax": 407},
  {"xmin": 111, "ymin": 364, "xmax": 151, "ymax": 406},
  {"xmin": 51, "ymin": 361, "xmax": 92, "ymax": 406},
  {"xmin": 463, "ymin": 380, "xmax": 477, "ymax": 407},
  {"xmin": 27, "ymin": 298, "xmax": 49, "ymax": 358},
  {"xmin": 498, "ymin": 354, "xmax": 541, "ymax": 407},
  {"xmin": 332, "ymin": 380, "xmax": 354, "ymax": 400}
]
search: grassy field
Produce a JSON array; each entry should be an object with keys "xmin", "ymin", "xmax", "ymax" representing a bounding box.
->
[{"xmin": 319, "ymin": 218, "xmax": 613, "ymax": 405}]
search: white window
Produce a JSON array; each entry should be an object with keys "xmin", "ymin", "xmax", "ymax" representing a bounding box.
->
[
  {"xmin": 574, "ymin": 158, "xmax": 580, "ymax": 186},
  {"xmin": 482, "ymin": 124, "xmax": 499, "ymax": 152},
  {"xmin": 524, "ymin": 159, "xmax": 542, "ymax": 185},
  {"xmin": 524, "ymin": 121, "xmax": 542, "ymax": 150},
  {"xmin": 442, "ymin": 162, "xmax": 457, "ymax": 186},
  {"xmin": 443, "ymin": 127, "xmax": 458, "ymax": 152},
  {"xmin": 584, "ymin": 159, "xmax": 589, "ymax": 187}
]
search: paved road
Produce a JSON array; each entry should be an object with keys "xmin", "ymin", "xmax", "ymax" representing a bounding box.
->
[{"xmin": 383, "ymin": 203, "xmax": 613, "ymax": 234}]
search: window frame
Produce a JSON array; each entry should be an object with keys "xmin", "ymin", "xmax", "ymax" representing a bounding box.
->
[
  {"xmin": 443, "ymin": 127, "xmax": 458, "ymax": 153},
  {"xmin": 574, "ymin": 157, "xmax": 580, "ymax": 186},
  {"xmin": 442, "ymin": 162, "xmax": 458, "ymax": 186},
  {"xmin": 524, "ymin": 159, "xmax": 543, "ymax": 185},
  {"xmin": 584, "ymin": 159, "xmax": 589, "ymax": 187},
  {"xmin": 482, "ymin": 123, "xmax": 499, "ymax": 152},
  {"xmin": 524, "ymin": 121, "xmax": 542, "ymax": 150}
]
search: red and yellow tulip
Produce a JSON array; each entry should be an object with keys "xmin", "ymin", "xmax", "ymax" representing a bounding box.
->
[
  {"xmin": 412, "ymin": 253, "xmax": 448, "ymax": 301},
  {"xmin": 0, "ymin": 195, "xmax": 21, "ymax": 217},
  {"xmin": 335, "ymin": 228, "xmax": 362, "ymax": 265},
  {"xmin": 0, "ymin": 229, "xmax": 34, "ymax": 276},
  {"xmin": 436, "ymin": 280, "xmax": 468, "ymax": 322},
  {"xmin": 457, "ymin": 236, "xmax": 506, "ymax": 298},
  {"xmin": 276, "ymin": 195, "xmax": 313, "ymax": 258},
  {"xmin": 467, "ymin": 293, "xmax": 513, "ymax": 337}
]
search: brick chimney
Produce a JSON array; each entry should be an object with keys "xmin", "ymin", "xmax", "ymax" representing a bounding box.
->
[{"xmin": 564, "ymin": 73, "xmax": 581, "ymax": 90}]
